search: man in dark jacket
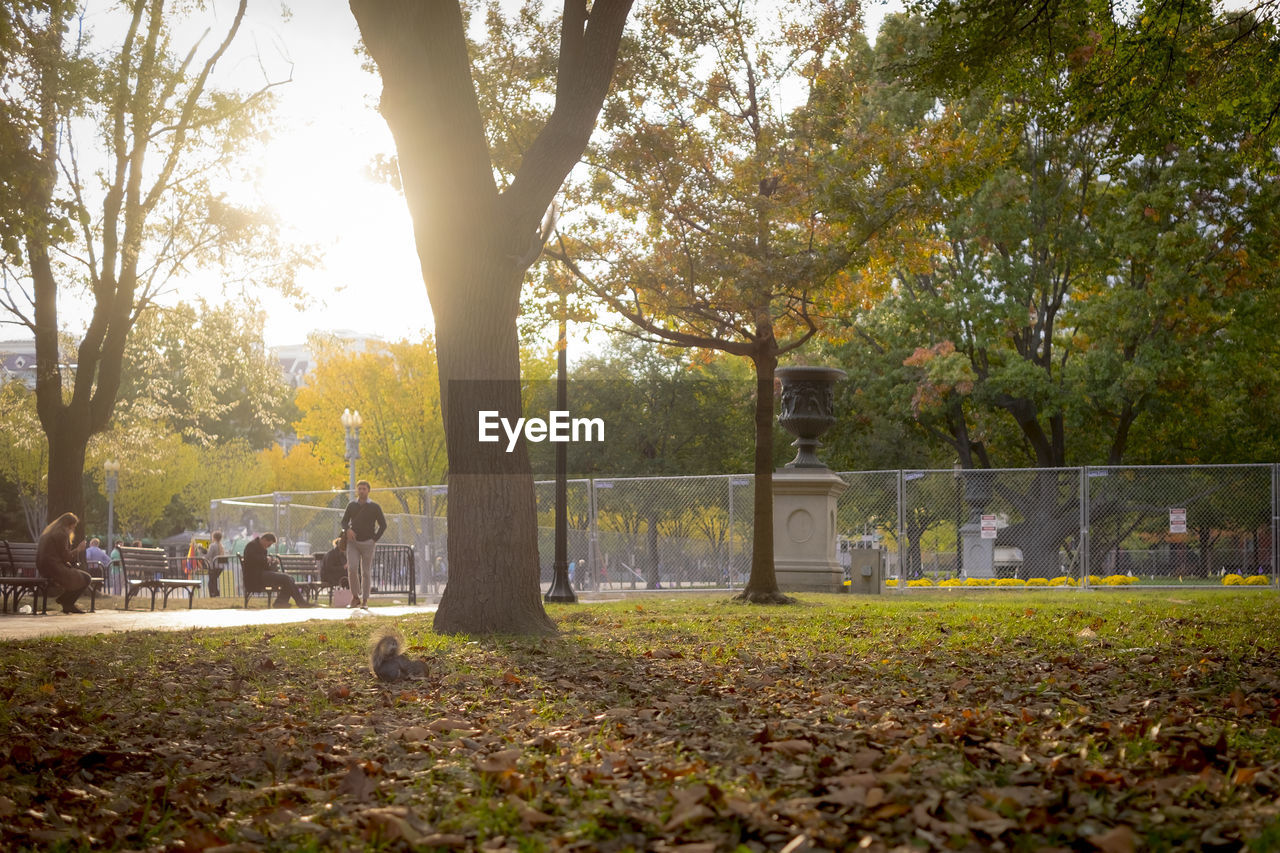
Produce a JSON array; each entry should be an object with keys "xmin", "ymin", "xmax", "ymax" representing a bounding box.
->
[
  {"xmin": 340, "ymin": 480, "xmax": 387, "ymax": 608},
  {"xmin": 242, "ymin": 533, "xmax": 314, "ymax": 608}
]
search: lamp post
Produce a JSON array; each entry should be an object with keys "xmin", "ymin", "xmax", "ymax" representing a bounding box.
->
[
  {"xmin": 341, "ymin": 408, "xmax": 363, "ymax": 499},
  {"xmin": 104, "ymin": 460, "xmax": 119, "ymax": 548},
  {"xmin": 105, "ymin": 460, "xmax": 119, "ymax": 594},
  {"xmin": 545, "ymin": 292, "xmax": 576, "ymax": 604}
]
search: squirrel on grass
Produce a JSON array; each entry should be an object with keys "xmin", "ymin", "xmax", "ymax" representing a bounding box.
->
[{"xmin": 369, "ymin": 628, "xmax": 429, "ymax": 682}]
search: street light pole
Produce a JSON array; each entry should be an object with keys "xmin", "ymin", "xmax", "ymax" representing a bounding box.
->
[
  {"xmin": 545, "ymin": 296, "xmax": 576, "ymax": 604},
  {"xmin": 342, "ymin": 408, "xmax": 363, "ymax": 499},
  {"xmin": 105, "ymin": 460, "xmax": 119, "ymax": 594},
  {"xmin": 104, "ymin": 460, "xmax": 119, "ymax": 550}
]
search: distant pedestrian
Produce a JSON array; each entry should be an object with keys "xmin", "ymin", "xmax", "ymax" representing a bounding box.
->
[
  {"xmin": 36, "ymin": 513, "xmax": 91, "ymax": 614},
  {"xmin": 205, "ymin": 531, "xmax": 226, "ymax": 597},
  {"xmin": 341, "ymin": 480, "xmax": 387, "ymax": 609}
]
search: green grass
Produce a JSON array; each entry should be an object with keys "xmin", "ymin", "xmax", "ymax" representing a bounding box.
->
[{"xmin": 1, "ymin": 591, "xmax": 1278, "ymax": 851}]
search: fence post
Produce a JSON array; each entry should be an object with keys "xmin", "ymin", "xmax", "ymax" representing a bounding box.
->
[
  {"xmin": 727, "ymin": 475, "xmax": 734, "ymax": 589},
  {"xmin": 425, "ymin": 485, "xmax": 436, "ymax": 595},
  {"xmin": 1081, "ymin": 468, "xmax": 1090, "ymax": 588},
  {"xmin": 896, "ymin": 469, "xmax": 905, "ymax": 591},
  {"xmin": 1273, "ymin": 464, "xmax": 1279, "ymax": 587},
  {"xmin": 588, "ymin": 479, "xmax": 600, "ymax": 592}
]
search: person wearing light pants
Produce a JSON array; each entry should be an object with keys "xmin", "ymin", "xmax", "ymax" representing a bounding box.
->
[{"xmin": 341, "ymin": 480, "xmax": 387, "ymax": 608}]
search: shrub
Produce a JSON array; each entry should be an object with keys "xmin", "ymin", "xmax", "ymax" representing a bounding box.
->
[
  {"xmin": 1027, "ymin": 577, "xmax": 1050, "ymax": 586},
  {"xmin": 938, "ymin": 578, "xmax": 962, "ymax": 587},
  {"xmin": 1223, "ymin": 574, "xmax": 1245, "ymax": 586},
  {"xmin": 1102, "ymin": 574, "xmax": 1136, "ymax": 586},
  {"xmin": 1048, "ymin": 576, "xmax": 1078, "ymax": 587},
  {"xmin": 964, "ymin": 578, "xmax": 993, "ymax": 587},
  {"xmin": 995, "ymin": 578, "xmax": 1026, "ymax": 587},
  {"xmin": 908, "ymin": 578, "xmax": 934, "ymax": 587},
  {"xmin": 1245, "ymin": 575, "xmax": 1271, "ymax": 586}
]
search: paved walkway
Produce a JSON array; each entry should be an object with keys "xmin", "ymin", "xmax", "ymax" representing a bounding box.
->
[{"xmin": 0, "ymin": 603, "xmax": 439, "ymax": 641}]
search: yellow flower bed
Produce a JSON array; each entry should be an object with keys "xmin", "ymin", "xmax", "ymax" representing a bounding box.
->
[
  {"xmin": 995, "ymin": 578, "xmax": 1026, "ymax": 587},
  {"xmin": 1027, "ymin": 577, "xmax": 1050, "ymax": 586},
  {"xmin": 1101, "ymin": 574, "xmax": 1136, "ymax": 586},
  {"xmin": 1245, "ymin": 575, "xmax": 1271, "ymax": 586},
  {"xmin": 964, "ymin": 578, "xmax": 993, "ymax": 587},
  {"xmin": 1223, "ymin": 574, "xmax": 1244, "ymax": 586},
  {"xmin": 907, "ymin": 578, "xmax": 934, "ymax": 587},
  {"xmin": 938, "ymin": 578, "xmax": 963, "ymax": 587},
  {"xmin": 1048, "ymin": 576, "xmax": 1078, "ymax": 586}
]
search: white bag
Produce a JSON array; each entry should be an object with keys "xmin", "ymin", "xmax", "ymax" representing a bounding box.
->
[{"xmin": 332, "ymin": 587, "xmax": 353, "ymax": 608}]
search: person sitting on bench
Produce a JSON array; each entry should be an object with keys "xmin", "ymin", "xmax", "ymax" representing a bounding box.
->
[
  {"xmin": 37, "ymin": 512, "xmax": 91, "ymax": 614},
  {"xmin": 242, "ymin": 533, "xmax": 314, "ymax": 608},
  {"xmin": 321, "ymin": 537, "xmax": 349, "ymax": 588}
]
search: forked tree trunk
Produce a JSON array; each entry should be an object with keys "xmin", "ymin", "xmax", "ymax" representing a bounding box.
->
[{"xmin": 351, "ymin": 0, "xmax": 633, "ymax": 635}]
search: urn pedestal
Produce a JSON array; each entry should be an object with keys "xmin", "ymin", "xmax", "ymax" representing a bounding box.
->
[
  {"xmin": 773, "ymin": 366, "xmax": 848, "ymax": 593},
  {"xmin": 773, "ymin": 469, "xmax": 848, "ymax": 593}
]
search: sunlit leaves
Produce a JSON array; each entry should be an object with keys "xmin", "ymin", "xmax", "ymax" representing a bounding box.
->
[{"xmin": 293, "ymin": 336, "xmax": 448, "ymax": 491}]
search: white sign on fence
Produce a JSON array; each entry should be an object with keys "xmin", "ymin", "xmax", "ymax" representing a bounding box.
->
[
  {"xmin": 980, "ymin": 514, "xmax": 998, "ymax": 540},
  {"xmin": 1170, "ymin": 507, "xmax": 1187, "ymax": 534}
]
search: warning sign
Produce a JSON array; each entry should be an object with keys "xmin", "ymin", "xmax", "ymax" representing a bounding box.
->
[
  {"xmin": 1169, "ymin": 508, "xmax": 1187, "ymax": 534},
  {"xmin": 980, "ymin": 514, "xmax": 998, "ymax": 540}
]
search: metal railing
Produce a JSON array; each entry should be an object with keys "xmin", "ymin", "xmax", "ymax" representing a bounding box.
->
[{"xmin": 209, "ymin": 464, "xmax": 1278, "ymax": 594}]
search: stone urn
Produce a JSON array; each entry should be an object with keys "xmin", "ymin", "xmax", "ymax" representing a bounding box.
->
[{"xmin": 776, "ymin": 365, "xmax": 846, "ymax": 469}]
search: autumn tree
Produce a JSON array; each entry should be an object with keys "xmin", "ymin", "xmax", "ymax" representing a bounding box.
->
[
  {"xmin": 0, "ymin": 0, "xmax": 295, "ymax": 529},
  {"xmin": 293, "ymin": 335, "xmax": 448, "ymax": 511},
  {"xmin": 548, "ymin": 0, "xmax": 918, "ymax": 602},
  {"xmin": 0, "ymin": 379, "xmax": 49, "ymax": 538},
  {"xmin": 349, "ymin": 0, "xmax": 634, "ymax": 635},
  {"xmin": 118, "ymin": 300, "xmax": 295, "ymax": 449},
  {"xmin": 822, "ymin": 7, "xmax": 1280, "ymax": 576}
]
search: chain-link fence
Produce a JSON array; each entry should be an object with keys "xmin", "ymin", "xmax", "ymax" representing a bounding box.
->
[{"xmin": 209, "ymin": 464, "xmax": 1278, "ymax": 596}]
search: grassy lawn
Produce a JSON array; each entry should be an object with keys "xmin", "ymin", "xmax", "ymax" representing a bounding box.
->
[{"xmin": 2, "ymin": 591, "xmax": 1279, "ymax": 851}]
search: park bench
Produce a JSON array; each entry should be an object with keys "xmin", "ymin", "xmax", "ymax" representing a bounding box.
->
[
  {"xmin": 243, "ymin": 553, "xmax": 322, "ymax": 607},
  {"xmin": 305, "ymin": 551, "xmax": 352, "ymax": 605},
  {"xmin": 118, "ymin": 546, "xmax": 202, "ymax": 610},
  {"xmin": 0, "ymin": 541, "xmax": 101, "ymax": 614}
]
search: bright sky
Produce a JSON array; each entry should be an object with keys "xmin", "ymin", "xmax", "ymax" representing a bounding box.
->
[
  {"xmin": 106, "ymin": 0, "xmax": 902, "ymax": 348},
  {"xmin": 215, "ymin": 0, "xmax": 426, "ymax": 347}
]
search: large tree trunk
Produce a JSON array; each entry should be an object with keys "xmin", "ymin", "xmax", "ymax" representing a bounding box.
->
[
  {"xmin": 431, "ymin": 277, "xmax": 554, "ymax": 635},
  {"xmin": 45, "ymin": 418, "xmax": 90, "ymax": 534},
  {"xmin": 352, "ymin": 0, "xmax": 633, "ymax": 634},
  {"xmin": 737, "ymin": 350, "xmax": 793, "ymax": 603}
]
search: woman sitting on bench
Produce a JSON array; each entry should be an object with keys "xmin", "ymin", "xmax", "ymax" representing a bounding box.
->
[{"xmin": 37, "ymin": 512, "xmax": 91, "ymax": 614}]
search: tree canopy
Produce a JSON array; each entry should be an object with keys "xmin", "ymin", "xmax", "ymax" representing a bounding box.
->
[{"xmin": 0, "ymin": 0, "xmax": 298, "ymax": 528}]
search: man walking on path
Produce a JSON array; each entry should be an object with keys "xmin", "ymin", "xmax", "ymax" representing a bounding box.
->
[{"xmin": 341, "ymin": 480, "xmax": 387, "ymax": 609}]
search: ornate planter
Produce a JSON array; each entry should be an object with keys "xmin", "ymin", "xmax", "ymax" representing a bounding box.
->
[{"xmin": 776, "ymin": 365, "xmax": 846, "ymax": 469}]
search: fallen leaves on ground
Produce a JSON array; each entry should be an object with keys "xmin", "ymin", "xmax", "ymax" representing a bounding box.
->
[{"xmin": 1, "ymin": 593, "xmax": 1279, "ymax": 852}]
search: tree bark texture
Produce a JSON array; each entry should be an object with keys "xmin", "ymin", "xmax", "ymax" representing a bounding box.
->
[
  {"xmin": 350, "ymin": 0, "xmax": 633, "ymax": 634},
  {"xmin": 735, "ymin": 349, "xmax": 794, "ymax": 605}
]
